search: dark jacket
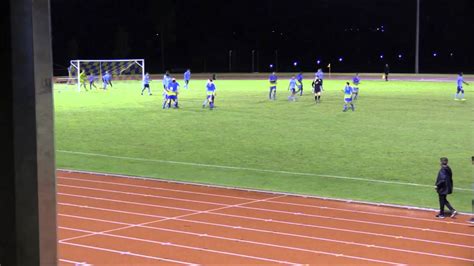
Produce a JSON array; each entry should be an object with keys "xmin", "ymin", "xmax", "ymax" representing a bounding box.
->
[
  {"xmin": 435, "ymin": 166, "xmax": 453, "ymax": 195},
  {"xmin": 384, "ymin": 65, "xmax": 390, "ymax": 74}
]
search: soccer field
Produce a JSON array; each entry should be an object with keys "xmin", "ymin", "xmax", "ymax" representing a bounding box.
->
[{"xmin": 54, "ymin": 78, "xmax": 473, "ymax": 211}]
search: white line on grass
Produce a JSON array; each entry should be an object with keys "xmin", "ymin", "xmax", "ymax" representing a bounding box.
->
[
  {"xmin": 60, "ymin": 214, "xmax": 474, "ymax": 263},
  {"xmin": 57, "ymin": 150, "xmax": 473, "ymax": 192}
]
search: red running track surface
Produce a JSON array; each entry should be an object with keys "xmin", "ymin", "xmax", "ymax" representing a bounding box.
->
[{"xmin": 57, "ymin": 170, "xmax": 474, "ymax": 265}]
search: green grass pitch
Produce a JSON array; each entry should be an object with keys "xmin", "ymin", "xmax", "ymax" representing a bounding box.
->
[{"xmin": 54, "ymin": 78, "xmax": 473, "ymax": 211}]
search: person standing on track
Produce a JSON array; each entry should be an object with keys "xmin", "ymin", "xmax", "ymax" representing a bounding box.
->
[{"xmin": 435, "ymin": 157, "xmax": 457, "ymax": 219}]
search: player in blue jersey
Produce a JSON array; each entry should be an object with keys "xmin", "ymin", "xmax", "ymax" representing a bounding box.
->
[
  {"xmin": 342, "ymin": 82, "xmax": 355, "ymax": 112},
  {"xmin": 296, "ymin": 72, "xmax": 304, "ymax": 96},
  {"xmin": 455, "ymin": 72, "xmax": 469, "ymax": 101},
  {"xmin": 287, "ymin": 76, "xmax": 298, "ymax": 101},
  {"xmin": 88, "ymin": 73, "xmax": 97, "ymax": 90},
  {"xmin": 162, "ymin": 71, "xmax": 171, "ymax": 100},
  {"xmin": 202, "ymin": 79, "xmax": 216, "ymax": 110},
  {"xmin": 102, "ymin": 71, "xmax": 112, "ymax": 90},
  {"xmin": 312, "ymin": 77, "xmax": 323, "ymax": 103},
  {"xmin": 163, "ymin": 78, "xmax": 179, "ymax": 109},
  {"xmin": 184, "ymin": 69, "xmax": 191, "ymax": 89},
  {"xmin": 316, "ymin": 68, "xmax": 324, "ymax": 89},
  {"xmin": 269, "ymin": 72, "xmax": 278, "ymax": 100},
  {"xmin": 141, "ymin": 73, "xmax": 152, "ymax": 95},
  {"xmin": 352, "ymin": 73, "xmax": 360, "ymax": 100}
]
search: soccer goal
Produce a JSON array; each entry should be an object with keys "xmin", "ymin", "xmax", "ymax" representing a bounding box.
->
[{"xmin": 69, "ymin": 59, "xmax": 145, "ymax": 91}]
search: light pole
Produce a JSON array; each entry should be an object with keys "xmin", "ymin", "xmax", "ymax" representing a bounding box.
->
[
  {"xmin": 415, "ymin": 0, "xmax": 420, "ymax": 74},
  {"xmin": 229, "ymin": 50, "xmax": 232, "ymax": 72},
  {"xmin": 251, "ymin": 50, "xmax": 255, "ymax": 72},
  {"xmin": 275, "ymin": 50, "xmax": 278, "ymax": 72}
]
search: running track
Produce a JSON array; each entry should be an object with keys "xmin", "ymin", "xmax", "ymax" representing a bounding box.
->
[{"xmin": 57, "ymin": 170, "xmax": 474, "ymax": 265}]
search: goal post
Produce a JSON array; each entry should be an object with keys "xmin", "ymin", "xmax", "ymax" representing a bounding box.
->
[{"xmin": 69, "ymin": 59, "xmax": 145, "ymax": 92}]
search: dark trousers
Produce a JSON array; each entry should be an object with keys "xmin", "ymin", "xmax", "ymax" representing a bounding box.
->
[{"xmin": 438, "ymin": 194, "xmax": 455, "ymax": 215}]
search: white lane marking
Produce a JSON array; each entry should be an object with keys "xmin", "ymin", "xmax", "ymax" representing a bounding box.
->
[
  {"xmin": 59, "ymin": 225, "xmax": 398, "ymax": 265},
  {"xmin": 59, "ymin": 212, "xmax": 474, "ymax": 263},
  {"xmin": 57, "ymin": 188, "xmax": 474, "ymax": 237},
  {"xmin": 59, "ymin": 226, "xmax": 297, "ymax": 265},
  {"xmin": 58, "ymin": 176, "xmax": 473, "ymax": 226},
  {"xmin": 59, "ymin": 240, "xmax": 196, "ymax": 265}
]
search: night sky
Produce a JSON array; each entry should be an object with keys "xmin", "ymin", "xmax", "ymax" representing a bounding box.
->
[{"xmin": 51, "ymin": 0, "xmax": 473, "ymax": 75}]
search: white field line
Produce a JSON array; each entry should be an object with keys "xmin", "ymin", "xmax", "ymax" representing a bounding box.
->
[
  {"xmin": 59, "ymin": 194, "xmax": 285, "ymax": 243},
  {"xmin": 58, "ymin": 186, "xmax": 474, "ymax": 237},
  {"xmin": 59, "ymin": 211, "xmax": 474, "ymax": 262},
  {"xmin": 59, "ymin": 225, "xmax": 297, "ymax": 265},
  {"xmin": 58, "ymin": 176, "xmax": 473, "ymax": 226},
  {"xmin": 59, "ymin": 202, "xmax": 474, "ymax": 249},
  {"xmin": 56, "ymin": 150, "xmax": 474, "ymax": 192},
  {"xmin": 58, "ymin": 258, "xmax": 91, "ymax": 265},
  {"xmin": 59, "ymin": 224, "xmax": 399, "ymax": 265},
  {"xmin": 59, "ymin": 239, "xmax": 196, "ymax": 265}
]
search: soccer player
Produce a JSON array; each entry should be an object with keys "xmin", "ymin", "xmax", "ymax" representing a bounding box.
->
[
  {"xmin": 79, "ymin": 70, "xmax": 88, "ymax": 91},
  {"xmin": 312, "ymin": 77, "xmax": 323, "ymax": 103},
  {"xmin": 163, "ymin": 78, "xmax": 179, "ymax": 109},
  {"xmin": 342, "ymin": 82, "xmax": 355, "ymax": 112},
  {"xmin": 455, "ymin": 72, "xmax": 469, "ymax": 101},
  {"xmin": 162, "ymin": 71, "xmax": 171, "ymax": 100},
  {"xmin": 102, "ymin": 71, "xmax": 112, "ymax": 90},
  {"xmin": 296, "ymin": 72, "xmax": 304, "ymax": 96},
  {"xmin": 269, "ymin": 72, "xmax": 278, "ymax": 100},
  {"xmin": 202, "ymin": 79, "xmax": 216, "ymax": 110},
  {"xmin": 316, "ymin": 68, "xmax": 324, "ymax": 88},
  {"xmin": 88, "ymin": 73, "xmax": 97, "ymax": 90},
  {"xmin": 352, "ymin": 73, "xmax": 361, "ymax": 100},
  {"xmin": 67, "ymin": 65, "xmax": 73, "ymax": 84},
  {"xmin": 384, "ymin": 64, "xmax": 390, "ymax": 81},
  {"xmin": 184, "ymin": 69, "xmax": 191, "ymax": 89},
  {"xmin": 141, "ymin": 72, "xmax": 152, "ymax": 95},
  {"xmin": 287, "ymin": 76, "xmax": 298, "ymax": 101}
]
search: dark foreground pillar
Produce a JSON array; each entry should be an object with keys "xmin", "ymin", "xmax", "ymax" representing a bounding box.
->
[{"xmin": 0, "ymin": 0, "xmax": 57, "ymax": 265}]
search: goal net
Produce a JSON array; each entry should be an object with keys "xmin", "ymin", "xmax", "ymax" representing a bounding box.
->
[{"xmin": 69, "ymin": 59, "xmax": 145, "ymax": 91}]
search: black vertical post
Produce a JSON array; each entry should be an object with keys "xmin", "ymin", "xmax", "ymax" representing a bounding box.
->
[{"xmin": 1, "ymin": 0, "xmax": 57, "ymax": 265}]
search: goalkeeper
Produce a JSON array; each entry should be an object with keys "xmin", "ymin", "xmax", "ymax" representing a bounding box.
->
[{"xmin": 79, "ymin": 70, "xmax": 88, "ymax": 91}]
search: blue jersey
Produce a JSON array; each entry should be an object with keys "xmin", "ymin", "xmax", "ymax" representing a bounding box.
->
[
  {"xmin": 168, "ymin": 82, "xmax": 179, "ymax": 94},
  {"xmin": 289, "ymin": 79, "xmax": 297, "ymax": 89},
  {"xmin": 269, "ymin": 74, "xmax": 277, "ymax": 83},
  {"xmin": 184, "ymin": 70, "xmax": 191, "ymax": 81},
  {"xmin": 206, "ymin": 82, "xmax": 216, "ymax": 94},
  {"xmin": 104, "ymin": 73, "xmax": 112, "ymax": 82},
  {"xmin": 163, "ymin": 75, "xmax": 171, "ymax": 87},
  {"xmin": 296, "ymin": 73, "xmax": 303, "ymax": 82},
  {"xmin": 457, "ymin": 76, "xmax": 463, "ymax": 87},
  {"xmin": 88, "ymin": 75, "xmax": 96, "ymax": 83},
  {"xmin": 353, "ymin": 76, "xmax": 360, "ymax": 85},
  {"xmin": 344, "ymin": 85, "xmax": 353, "ymax": 97},
  {"xmin": 316, "ymin": 70, "xmax": 324, "ymax": 80},
  {"xmin": 143, "ymin": 74, "xmax": 150, "ymax": 85}
]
